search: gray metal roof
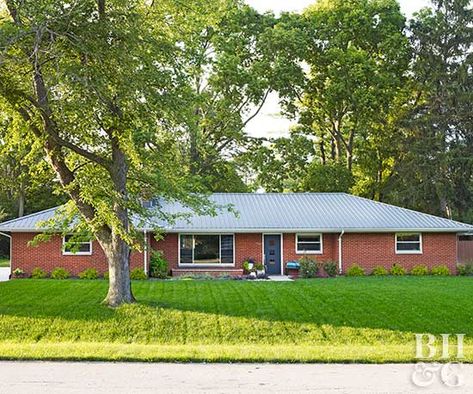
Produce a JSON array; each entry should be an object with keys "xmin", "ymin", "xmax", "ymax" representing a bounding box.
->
[{"xmin": 1, "ymin": 193, "xmax": 472, "ymax": 233}]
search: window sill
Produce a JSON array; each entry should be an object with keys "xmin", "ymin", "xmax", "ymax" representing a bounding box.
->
[
  {"xmin": 295, "ymin": 251, "xmax": 323, "ymax": 255},
  {"xmin": 395, "ymin": 251, "xmax": 423, "ymax": 255},
  {"xmin": 62, "ymin": 252, "xmax": 92, "ymax": 256}
]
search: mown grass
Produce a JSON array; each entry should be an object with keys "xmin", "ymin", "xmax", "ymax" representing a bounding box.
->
[
  {"xmin": 0, "ymin": 277, "xmax": 472, "ymax": 362},
  {"xmin": 0, "ymin": 258, "xmax": 9, "ymax": 267}
]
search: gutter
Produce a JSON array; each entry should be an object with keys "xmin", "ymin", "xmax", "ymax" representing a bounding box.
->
[{"xmin": 338, "ymin": 229, "xmax": 345, "ymax": 275}]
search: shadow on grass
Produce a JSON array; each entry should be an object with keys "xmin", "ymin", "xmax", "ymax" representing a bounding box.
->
[{"xmin": 0, "ymin": 277, "xmax": 472, "ymax": 336}]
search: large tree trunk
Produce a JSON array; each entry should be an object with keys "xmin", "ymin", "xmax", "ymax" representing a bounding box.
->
[{"xmin": 101, "ymin": 233, "xmax": 134, "ymax": 306}]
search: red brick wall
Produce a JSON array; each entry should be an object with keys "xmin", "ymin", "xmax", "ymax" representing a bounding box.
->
[
  {"xmin": 11, "ymin": 233, "xmax": 144, "ymax": 276},
  {"xmin": 341, "ymin": 232, "xmax": 458, "ymax": 274},
  {"xmin": 11, "ymin": 231, "xmax": 459, "ymax": 277},
  {"xmin": 283, "ymin": 233, "xmax": 337, "ymax": 262},
  {"xmin": 235, "ymin": 233, "xmax": 263, "ymax": 267},
  {"xmin": 152, "ymin": 233, "xmax": 178, "ymax": 270}
]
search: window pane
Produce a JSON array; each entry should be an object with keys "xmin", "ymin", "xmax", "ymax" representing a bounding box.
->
[
  {"xmin": 180, "ymin": 235, "xmax": 193, "ymax": 264},
  {"xmin": 221, "ymin": 235, "xmax": 234, "ymax": 264},
  {"xmin": 77, "ymin": 242, "xmax": 91, "ymax": 253},
  {"xmin": 64, "ymin": 234, "xmax": 91, "ymax": 254},
  {"xmin": 397, "ymin": 234, "xmax": 420, "ymax": 242},
  {"xmin": 194, "ymin": 235, "xmax": 220, "ymax": 264},
  {"xmin": 297, "ymin": 235, "xmax": 320, "ymax": 243},
  {"xmin": 397, "ymin": 242, "xmax": 420, "ymax": 251},
  {"xmin": 297, "ymin": 242, "xmax": 321, "ymax": 252}
]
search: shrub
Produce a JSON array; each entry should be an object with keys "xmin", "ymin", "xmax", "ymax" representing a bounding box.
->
[
  {"xmin": 50, "ymin": 267, "xmax": 70, "ymax": 280},
  {"xmin": 390, "ymin": 263, "xmax": 406, "ymax": 276},
  {"xmin": 79, "ymin": 268, "xmax": 99, "ymax": 280},
  {"xmin": 12, "ymin": 268, "xmax": 24, "ymax": 278},
  {"xmin": 323, "ymin": 261, "xmax": 338, "ymax": 277},
  {"xmin": 457, "ymin": 263, "xmax": 473, "ymax": 276},
  {"xmin": 299, "ymin": 256, "xmax": 319, "ymax": 278},
  {"xmin": 130, "ymin": 268, "xmax": 147, "ymax": 280},
  {"xmin": 346, "ymin": 264, "xmax": 365, "ymax": 277},
  {"xmin": 431, "ymin": 265, "xmax": 451, "ymax": 276},
  {"xmin": 31, "ymin": 267, "xmax": 47, "ymax": 279},
  {"xmin": 242, "ymin": 260, "xmax": 251, "ymax": 274},
  {"xmin": 254, "ymin": 262, "xmax": 264, "ymax": 271},
  {"xmin": 103, "ymin": 271, "xmax": 109, "ymax": 280},
  {"xmin": 150, "ymin": 251, "xmax": 169, "ymax": 279},
  {"xmin": 410, "ymin": 265, "xmax": 428, "ymax": 276},
  {"xmin": 371, "ymin": 266, "xmax": 388, "ymax": 276}
]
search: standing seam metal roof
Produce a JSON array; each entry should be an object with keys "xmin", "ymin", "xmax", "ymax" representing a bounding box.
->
[{"xmin": 0, "ymin": 193, "xmax": 472, "ymax": 232}]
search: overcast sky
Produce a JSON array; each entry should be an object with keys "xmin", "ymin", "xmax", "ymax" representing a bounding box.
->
[{"xmin": 244, "ymin": 0, "xmax": 431, "ymax": 138}]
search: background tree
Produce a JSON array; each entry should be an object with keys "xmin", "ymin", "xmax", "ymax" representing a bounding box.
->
[
  {"xmin": 386, "ymin": 0, "xmax": 473, "ymax": 221},
  {"xmin": 177, "ymin": 4, "xmax": 303, "ymax": 192},
  {"xmin": 0, "ymin": 114, "xmax": 65, "ymax": 219}
]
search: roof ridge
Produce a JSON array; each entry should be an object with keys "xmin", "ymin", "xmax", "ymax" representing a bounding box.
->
[
  {"xmin": 0, "ymin": 206, "xmax": 60, "ymax": 227},
  {"xmin": 347, "ymin": 194, "xmax": 473, "ymax": 228}
]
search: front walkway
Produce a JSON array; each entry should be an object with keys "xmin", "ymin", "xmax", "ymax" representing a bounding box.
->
[
  {"xmin": 0, "ymin": 361, "xmax": 468, "ymax": 393},
  {"xmin": 267, "ymin": 275, "xmax": 293, "ymax": 281},
  {"xmin": 0, "ymin": 267, "xmax": 10, "ymax": 281}
]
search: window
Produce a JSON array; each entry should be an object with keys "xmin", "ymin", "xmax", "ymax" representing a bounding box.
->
[
  {"xmin": 296, "ymin": 234, "xmax": 322, "ymax": 254},
  {"xmin": 179, "ymin": 234, "xmax": 234, "ymax": 265},
  {"xmin": 62, "ymin": 234, "xmax": 92, "ymax": 255},
  {"xmin": 395, "ymin": 233, "xmax": 422, "ymax": 254}
]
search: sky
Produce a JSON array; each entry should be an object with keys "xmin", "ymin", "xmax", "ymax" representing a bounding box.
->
[{"xmin": 244, "ymin": 0, "xmax": 431, "ymax": 138}]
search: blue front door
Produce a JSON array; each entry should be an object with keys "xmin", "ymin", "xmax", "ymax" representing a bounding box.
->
[{"xmin": 264, "ymin": 234, "xmax": 281, "ymax": 275}]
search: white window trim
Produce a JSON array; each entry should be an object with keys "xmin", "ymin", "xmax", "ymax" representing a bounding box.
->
[
  {"xmin": 395, "ymin": 233, "xmax": 423, "ymax": 255},
  {"xmin": 295, "ymin": 233, "xmax": 323, "ymax": 255},
  {"xmin": 62, "ymin": 236, "xmax": 93, "ymax": 256},
  {"xmin": 178, "ymin": 233, "xmax": 236, "ymax": 267}
]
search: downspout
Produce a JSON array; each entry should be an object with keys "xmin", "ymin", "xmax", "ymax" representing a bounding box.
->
[
  {"xmin": 338, "ymin": 229, "xmax": 345, "ymax": 275},
  {"xmin": 143, "ymin": 230, "xmax": 148, "ymax": 276}
]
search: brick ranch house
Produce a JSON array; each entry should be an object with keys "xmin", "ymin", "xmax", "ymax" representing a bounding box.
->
[{"xmin": 1, "ymin": 193, "xmax": 472, "ymax": 277}]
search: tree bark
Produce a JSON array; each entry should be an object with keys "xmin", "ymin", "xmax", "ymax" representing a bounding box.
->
[{"xmin": 101, "ymin": 234, "xmax": 134, "ymax": 306}]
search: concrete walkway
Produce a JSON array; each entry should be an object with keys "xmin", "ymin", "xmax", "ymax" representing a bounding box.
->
[
  {"xmin": 0, "ymin": 361, "xmax": 470, "ymax": 393},
  {"xmin": 0, "ymin": 266, "xmax": 10, "ymax": 281},
  {"xmin": 268, "ymin": 275, "xmax": 293, "ymax": 281}
]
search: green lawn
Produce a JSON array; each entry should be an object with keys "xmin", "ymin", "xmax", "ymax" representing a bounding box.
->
[
  {"xmin": 0, "ymin": 277, "xmax": 472, "ymax": 362},
  {"xmin": 0, "ymin": 258, "xmax": 9, "ymax": 267}
]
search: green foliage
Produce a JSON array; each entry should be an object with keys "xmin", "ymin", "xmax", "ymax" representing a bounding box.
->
[
  {"xmin": 130, "ymin": 268, "xmax": 147, "ymax": 281},
  {"xmin": 431, "ymin": 265, "xmax": 451, "ymax": 276},
  {"xmin": 304, "ymin": 163, "xmax": 354, "ymax": 193},
  {"xmin": 299, "ymin": 256, "xmax": 319, "ymax": 278},
  {"xmin": 457, "ymin": 263, "xmax": 473, "ymax": 276},
  {"xmin": 390, "ymin": 264, "xmax": 406, "ymax": 276},
  {"xmin": 410, "ymin": 265, "xmax": 429, "ymax": 276},
  {"xmin": 50, "ymin": 268, "xmax": 70, "ymax": 280},
  {"xmin": 150, "ymin": 251, "xmax": 169, "ymax": 279},
  {"xmin": 346, "ymin": 264, "xmax": 365, "ymax": 277},
  {"xmin": 12, "ymin": 268, "xmax": 24, "ymax": 278},
  {"xmin": 31, "ymin": 268, "xmax": 47, "ymax": 279},
  {"xmin": 254, "ymin": 262, "xmax": 264, "ymax": 271},
  {"xmin": 323, "ymin": 261, "xmax": 338, "ymax": 277},
  {"xmin": 79, "ymin": 269, "xmax": 99, "ymax": 280},
  {"xmin": 242, "ymin": 260, "xmax": 251, "ymax": 274},
  {"xmin": 371, "ymin": 266, "xmax": 388, "ymax": 276},
  {"xmin": 103, "ymin": 271, "xmax": 109, "ymax": 280}
]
